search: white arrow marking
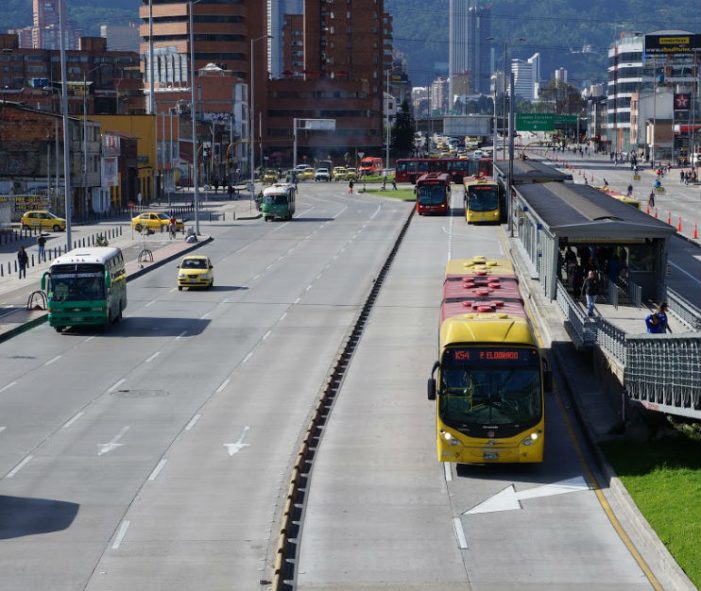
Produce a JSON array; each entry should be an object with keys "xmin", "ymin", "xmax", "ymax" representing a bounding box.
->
[
  {"xmin": 464, "ymin": 476, "xmax": 590, "ymax": 515},
  {"xmin": 97, "ymin": 426, "xmax": 130, "ymax": 456},
  {"xmin": 224, "ymin": 426, "xmax": 250, "ymax": 456}
]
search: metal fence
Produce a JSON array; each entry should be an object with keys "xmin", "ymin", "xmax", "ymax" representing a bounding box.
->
[
  {"xmin": 667, "ymin": 287, "xmax": 701, "ymax": 331},
  {"xmin": 624, "ymin": 334, "xmax": 701, "ymax": 420},
  {"xmin": 606, "ymin": 279, "xmax": 619, "ymax": 310},
  {"xmin": 555, "ymin": 280, "xmax": 701, "ymax": 420}
]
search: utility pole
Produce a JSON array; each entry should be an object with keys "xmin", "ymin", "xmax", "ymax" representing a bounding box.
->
[
  {"xmin": 58, "ymin": 0, "xmax": 72, "ymax": 250},
  {"xmin": 508, "ymin": 71, "xmax": 515, "ymax": 237}
]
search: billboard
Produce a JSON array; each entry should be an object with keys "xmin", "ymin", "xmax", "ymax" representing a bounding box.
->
[{"xmin": 644, "ymin": 34, "xmax": 701, "ymax": 55}]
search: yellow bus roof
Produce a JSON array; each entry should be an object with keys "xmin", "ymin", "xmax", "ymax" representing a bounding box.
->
[
  {"xmin": 439, "ymin": 314, "xmax": 536, "ymax": 350},
  {"xmin": 463, "ymin": 177, "xmax": 497, "ymax": 187},
  {"xmin": 445, "ymin": 256, "xmax": 513, "ymax": 276}
]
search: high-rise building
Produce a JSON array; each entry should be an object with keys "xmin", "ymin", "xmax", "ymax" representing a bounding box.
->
[
  {"xmin": 449, "ymin": 0, "xmax": 491, "ymax": 103},
  {"xmin": 8, "ymin": 27, "xmax": 33, "ymax": 49},
  {"xmin": 511, "ymin": 53, "xmax": 540, "ymax": 101},
  {"xmin": 430, "ymin": 76, "xmax": 449, "ymax": 114},
  {"xmin": 32, "ymin": 0, "xmax": 78, "ymax": 49},
  {"xmin": 267, "ymin": 0, "xmax": 304, "ymax": 79},
  {"xmin": 554, "ymin": 67, "xmax": 568, "ymax": 84}
]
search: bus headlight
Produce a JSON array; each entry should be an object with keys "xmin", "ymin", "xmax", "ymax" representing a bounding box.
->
[
  {"xmin": 521, "ymin": 432, "xmax": 540, "ymax": 446},
  {"xmin": 440, "ymin": 431, "xmax": 460, "ymax": 446}
]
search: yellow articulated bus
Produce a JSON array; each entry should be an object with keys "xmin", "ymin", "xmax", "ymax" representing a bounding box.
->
[
  {"xmin": 463, "ymin": 176, "xmax": 500, "ymax": 223},
  {"xmin": 428, "ymin": 256, "xmax": 552, "ymax": 464}
]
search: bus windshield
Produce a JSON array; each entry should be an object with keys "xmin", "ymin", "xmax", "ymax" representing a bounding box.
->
[
  {"xmin": 264, "ymin": 193, "xmax": 288, "ymax": 205},
  {"xmin": 439, "ymin": 347, "xmax": 541, "ymax": 431},
  {"xmin": 467, "ymin": 186, "xmax": 498, "ymax": 212},
  {"xmin": 417, "ymin": 184, "xmax": 447, "ymax": 205},
  {"xmin": 49, "ymin": 264, "xmax": 105, "ymax": 301}
]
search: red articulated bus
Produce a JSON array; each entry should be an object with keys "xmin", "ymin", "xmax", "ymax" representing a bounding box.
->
[
  {"xmin": 396, "ymin": 157, "xmax": 492, "ymax": 184},
  {"xmin": 415, "ymin": 172, "xmax": 451, "ymax": 215}
]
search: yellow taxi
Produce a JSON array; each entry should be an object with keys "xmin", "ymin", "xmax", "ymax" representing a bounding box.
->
[
  {"xmin": 20, "ymin": 210, "xmax": 66, "ymax": 232},
  {"xmin": 131, "ymin": 211, "xmax": 184, "ymax": 233},
  {"xmin": 298, "ymin": 168, "xmax": 315, "ymax": 181},
  {"xmin": 332, "ymin": 166, "xmax": 348, "ymax": 181},
  {"xmin": 177, "ymin": 254, "xmax": 214, "ymax": 290},
  {"xmin": 262, "ymin": 169, "xmax": 278, "ymax": 184},
  {"xmin": 345, "ymin": 167, "xmax": 359, "ymax": 181}
]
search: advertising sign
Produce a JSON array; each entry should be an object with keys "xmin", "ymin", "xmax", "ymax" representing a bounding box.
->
[{"xmin": 644, "ymin": 34, "xmax": 701, "ymax": 55}]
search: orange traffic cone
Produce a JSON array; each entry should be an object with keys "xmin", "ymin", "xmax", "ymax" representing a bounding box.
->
[
  {"xmin": 694, "ymin": 223, "xmax": 699, "ymax": 239},
  {"xmin": 677, "ymin": 216, "xmax": 683, "ymax": 232},
  {"xmin": 667, "ymin": 211, "xmax": 672, "ymax": 225},
  {"xmin": 645, "ymin": 203, "xmax": 650, "ymax": 215}
]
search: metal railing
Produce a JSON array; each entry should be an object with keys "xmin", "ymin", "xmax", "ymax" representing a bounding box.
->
[
  {"xmin": 607, "ymin": 279, "xmax": 619, "ymax": 310},
  {"xmin": 667, "ymin": 286, "xmax": 701, "ymax": 331},
  {"xmin": 627, "ymin": 278, "xmax": 642, "ymax": 307},
  {"xmin": 595, "ymin": 317, "xmax": 627, "ymax": 365},
  {"xmin": 555, "ymin": 281, "xmax": 597, "ymax": 347}
]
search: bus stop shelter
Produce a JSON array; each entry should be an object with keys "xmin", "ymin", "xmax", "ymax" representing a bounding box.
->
[
  {"xmin": 494, "ymin": 158, "xmax": 574, "ymax": 185},
  {"xmin": 511, "ymin": 180, "xmax": 676, "ymax": 301}
]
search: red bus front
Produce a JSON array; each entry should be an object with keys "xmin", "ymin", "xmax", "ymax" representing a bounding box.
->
[{"xmin": 415, "ymin": 173, "xmax": 451, "ymax": 215}]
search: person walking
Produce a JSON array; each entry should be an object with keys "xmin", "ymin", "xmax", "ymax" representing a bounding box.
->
[
  {"xmin": 626, "ymin": 184, "xmax": 633, "ymax": 197},
  {"xmin": 37, "ymin": 234, "xmax": 46, "ymax": 262},
  {"xmin": 648, "ymin": 190, "xmax": 655, "ymax": 209},
  {"xmin": 645, "ymin": 312, "xmax": 664, "ymax": 334},
  {"xmin": 348, "ymin": 179, "xmax": 354, "ymax": 195},
  {"xmin": 17, "ymin": 246, "xmax": 29, "ymax": 279},
  {"xmin": 580, "ymin": 270, "xmax": 599, "ymax": 318}
]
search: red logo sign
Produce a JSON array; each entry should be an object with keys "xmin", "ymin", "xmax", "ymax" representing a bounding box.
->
[{"xmin": 675, "ymin": 93, "xmax": 690, "ymax": 109}]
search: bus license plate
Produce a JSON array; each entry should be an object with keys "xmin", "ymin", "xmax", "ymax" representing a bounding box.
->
[{"xmin": 483, "ymin": 451, "xmax": 498, "ymax": 460}]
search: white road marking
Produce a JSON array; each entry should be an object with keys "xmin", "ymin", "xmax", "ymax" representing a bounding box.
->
[
  {"xmin": 266, "ymin": 264, "xmax": 273, "ymax": 270},
  {"xmin": 224, "ymin": 426, "xmax": 250, "ymax": 456},
  {"xmin": 200, "ymin": 312, "xmax": 210, "ymax": 319},
  {"xmin": 669, "ymin": 260, "xmax": 701, "ymax": 286},
  {"xmin": 0, "ymin": 426, "xmax": 5, "ymax": 434},
  {"xmin": 216, "ymin": 378, "xmax": 230, "ymax": 393},
  {"xmin": 111, "ymin": 520, "xmax": 130, "ymax": 550},
  {"xmin": 108, "ymin": 378, "xmax": 126, "ymax": 393},
  {"xmin": 185, "ymin": 414, "xmax": 201, "ymax": 431},
  {"xmin": 148, "ymin": 459, "xmax": 167, "ymax": 481},
  {"xmin": 444, "ymin": 462, "xmax": 453, "ymax": 483},
  {"xmin": 84, "ymin": 336, "xmax": 96, "ymax": 343},
  {"xmin": 145, "ymin": 300, "xmax": 156, "ymax": 308},
  {"xmin": 294, "ymin": 297, "xmax": 301, "ymax": 304},
  {"xmin": 464, "ymin": 476, "xmax": 590, "ymax": 515},
  {"xmin": 280, "ymin": 312, "xmax": 287, "ymax": 321},
  {"xmin": 242, "ymin": 352, "xmax": 253, "ymax": 364},
  {"xmin": 253, "ymin": 274, "xmax": 261, "ymax": 280},
  {"xmin": 168, "ymin": 287, "xmax": 177, "ymax": 293},
  {"xmin": 62, "ymin": 411, "xmax": 84, "ymax": 429},
  {"xmin": 452, "ymin": 518, "xmax": 468, "ymax": 549},
  {"xmin": 262, "ymin": 330, "xmax": 272, "ymax": 341},
  {"xmin": 0, "ymin": 381, "xmax": 17, "ymax": 393},
  {"xmin": 370, "ymin": 204, "xmax": 382, "ymax": 220},
  {"xmin": 44, "ymin": 354, "xmax": 62, "ymax": 366},
  {"xmin": 176, "ymin": 330, "xmax": 187, "ymax": 340},
  {"xmin": 333, "ymin": 205, "xmax": 348, "ymax": 219},
  {"xmin": 97, "ymin": 426, "xmax": 130, "ymax": 456},
  {"xmin": 238, "ymin": 244, "xmax": 250, "ymax": 253},
  {"xmin": 6, "ymin": 455, "xmax": 33, "ymax": 478},
  {"xmin": 305, "ymin": 285, "xmax": 312, "ymax": 291},
  {"xmin": 145, "ymin": 351, "xmax": 160, "ymax": 363}
]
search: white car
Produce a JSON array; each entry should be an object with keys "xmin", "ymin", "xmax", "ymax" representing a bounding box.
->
[{"xmin": 314, "ymin": 168, "xmax": 331, "ymax": 182}]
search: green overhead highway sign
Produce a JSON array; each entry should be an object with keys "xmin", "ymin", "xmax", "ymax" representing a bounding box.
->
[{"xmin": 516, "ymin": 113, "xmax": 577, "ymax": 131}]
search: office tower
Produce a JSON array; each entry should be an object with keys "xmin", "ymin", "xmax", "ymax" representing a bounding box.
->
[{"xmin": 100, "ymin": 23, "xmax": 140, "ymax": 53}]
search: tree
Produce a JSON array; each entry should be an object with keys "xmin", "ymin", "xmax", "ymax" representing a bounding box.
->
[
  {"xmin": 391, "ymin": 100, "xmax": 416, "ymax": 157},
  {"xmin": 538, "ymin": 80, "xmax": 585, "ymax": 114}
]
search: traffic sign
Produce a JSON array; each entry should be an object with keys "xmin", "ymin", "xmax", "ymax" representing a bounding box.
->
[{"xmin": 516, "ymin": 113, "xmax": 577, "ymax": 132}]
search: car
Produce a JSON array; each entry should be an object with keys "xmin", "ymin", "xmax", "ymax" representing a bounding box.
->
[
  {"xmin": 314, "ymin": 168, "xmax": 331, "ymax": 182},
  {"xmin": 131, "ymin": 212, "xmax": 184, "ymax": 233},
  {"xmin": 298, "ymin": 168, "xmax": 315, "ymax": 181},
  {"xmin": 177, "ymin": 254, "xmax": 214, "ymax": 290},
  {"xmin": 332, "ymin": 166, "xmax": 348, "ymax": 181},
  {"xmin": 262, "ymin": 169, "xmax": 279, "ymax": 184},
  {"xmin": 21, "ymin": 210, "xmax": 66, "ymax": 232},
  {"xmin": 293, "ymin": 164, "xmax": 312, "ymax": 172},
  {"xmin": 345, "ymin": 167, "xmax": 359, "ymax": 181}
]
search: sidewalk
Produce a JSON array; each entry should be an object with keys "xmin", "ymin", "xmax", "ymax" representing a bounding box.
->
[{"xmin": 0, "ymin": 189, "xmax": 261, "ymax": 343}]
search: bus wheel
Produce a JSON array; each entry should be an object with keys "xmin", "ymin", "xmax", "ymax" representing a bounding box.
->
[{"xmin": 178, "ymin": 286, "xmax": 182, "ymax": 291}]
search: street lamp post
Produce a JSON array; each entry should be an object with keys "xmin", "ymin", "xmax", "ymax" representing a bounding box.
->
[
  {"xmin": 58, "ymin": 0, "xmax": 72, "ymax": 251},
  {"xmin": 249, "ymin": 34, "xmax": 271, "ymax": 200},
  {"xmin": 189, "ymin": 0, "xmax": 201, "ymax": 233}
]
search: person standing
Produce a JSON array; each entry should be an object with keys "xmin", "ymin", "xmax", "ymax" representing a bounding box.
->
[
  {"xmin": 17, "ymin": 246, "xmax": 29, "ymax": 279},
  {"xmin": 348, "ymin": 179, "xmax": 354, "ymax": 195},
  {"xmin": 648, "ymin": 190, "xmax": 655, "ymax": 209},
  {"xmin": 37, "ymin": 234, "xmax": 46, "ymax": 262},
  {"xmin": 580, "ymin": 270, "xmax": 598, "ymax": 318}
]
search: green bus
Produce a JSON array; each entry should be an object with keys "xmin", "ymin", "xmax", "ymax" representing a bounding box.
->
[
  {"xmin": 261, "ymin": 183, "xmax": 296, "ymax": 221},
  {"xmin": 41, "ymin": 247, "xmax": 127, "ymax": 332}
]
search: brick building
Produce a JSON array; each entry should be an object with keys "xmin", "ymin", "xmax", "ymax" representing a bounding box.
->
[{"xmin": 0, "ymin": 34, "xmax": 143, "ymax": 116}]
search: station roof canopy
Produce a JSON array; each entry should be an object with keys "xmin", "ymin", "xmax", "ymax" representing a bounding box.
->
[
  {"xmin": 516, "ymin": 181, "xmax": 677, "ymax": 241},
  {"xmin": 494, "ymin": 159, "xmax": 573, "ymax": 184}
]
